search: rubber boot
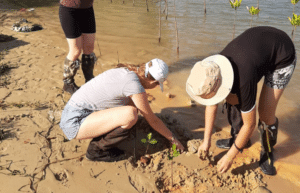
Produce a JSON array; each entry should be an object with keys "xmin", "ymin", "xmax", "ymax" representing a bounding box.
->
[
  {"xmin": 86, "ymin": 126, "xmax": 131, "ymax": 162},
  {"xmin": 81, "ymin": 53, "xmax": 96, "ymax": 83},
  {"xmin": 216, "ymin": 103, "xmax": 251, "ymax": 149},
  {"xmin": 258, "ymin": 118, "xmax": 278, "ymax": 175},
  {"xmin": 63, "ymin": 58, "xmax": 80, "ymax": 94}
]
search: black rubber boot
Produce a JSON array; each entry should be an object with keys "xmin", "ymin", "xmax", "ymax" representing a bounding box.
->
[
  {"xmin": 216, "ymin": 103, "xmax": 251, "ymax": 149},
  {"xmin": 81, "ymin": 53, "xmax": 96, "ymax": 83},
  {"xmin": 63, "ymin": 58, "xmax": 80, "ymax": 94},
  {"xmin": 258, "ymin": 118, "xmax": 279, "ymax": 175},
  {"xmin": 86, "ymin": 126, "xmax": 131, "ymax": 162}
]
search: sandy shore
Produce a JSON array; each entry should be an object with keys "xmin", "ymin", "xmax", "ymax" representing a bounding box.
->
[{"xmin": 1, "ymin": 3, "xmax": 300, "ymax": 193}]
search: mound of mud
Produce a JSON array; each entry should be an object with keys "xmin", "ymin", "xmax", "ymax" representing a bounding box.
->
[{"xmin": 125, "ymin": 139, "xmax": 269, "ymax": 193}]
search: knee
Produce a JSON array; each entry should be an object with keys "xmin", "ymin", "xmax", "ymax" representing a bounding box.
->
[{"xmin": 122, "ymin": 106, "xmax": 138, "ymax": 129}]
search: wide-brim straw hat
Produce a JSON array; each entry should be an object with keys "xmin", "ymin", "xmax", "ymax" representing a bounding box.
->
[{"xmin": 186, "ymin": 54, "xmax": 234, "ymax": 106}]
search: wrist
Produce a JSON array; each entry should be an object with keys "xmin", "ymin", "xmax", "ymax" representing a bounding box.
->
[
  {"xmin": 203, "ymin": 138, "xmax": 211, "ymax": 144},
  {"xmin": 168, "ymin": 133, "xmax": 176, "ymax": 143},
  {"xmin": 225, "ymin": 154, "xmax": 234, "ymax": 162}
]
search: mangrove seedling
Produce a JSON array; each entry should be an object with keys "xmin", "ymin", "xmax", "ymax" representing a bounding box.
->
[
  {"xmin": 229, "ymin": 0, "xmax": 242, "ymax": 39},
  {"xmin": 168, "ymin": 143, "xmax": 180, "ymax": 189},
  {"xmin": 141, "ymin": 132, "xmax": 157, "ymax": 154},
  {"xmin": 174, "ymin": 0, "xmax": 179, "ymax": 55},
  {"xmin": 291, "ymin": 0, "xmax": 299, "ymax": 37},
  {"xmin": 169, "ymin": 143, "xmax": 180, "ymax": 160},
  {"xmin": 246, "ymin": 6, "xmax": 260, "ymax": 27},
  {"xmin": 289, "ymin": 13, "xmax": 300, "ymax": 41},
  {"xmin": 292, "ymin": 0, "xmax": 299, "ymax": 13},
  {"xmin": 204, "ymin": 0, "xmax": 206, "ymax": 15}
]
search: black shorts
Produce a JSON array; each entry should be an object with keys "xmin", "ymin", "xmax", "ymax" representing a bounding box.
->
[{"xmin": 59, "ymin": 4, "xmax": 96, "ymax": 39}]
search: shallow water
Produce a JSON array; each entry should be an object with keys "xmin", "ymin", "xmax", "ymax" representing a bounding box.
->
[{"xmin": 2, "ymin": 0, "xmax": 300, "ymax": 186}]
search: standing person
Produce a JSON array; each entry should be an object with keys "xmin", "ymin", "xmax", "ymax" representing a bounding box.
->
[
  {"xmin": 60, "ymin": 58, "xmax": 184, "ymax": 161},
  {"xmin": 186, "ymin": 26, "xmax": 296, "ymax": 175},
  {"xmin": 59, "ymin": 0, "xmax": 97, "ymax": 94}
]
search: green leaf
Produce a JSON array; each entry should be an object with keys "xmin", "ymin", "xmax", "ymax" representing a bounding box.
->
[
  {"xmin": 141, "ymin": 139, "xmax": 147, "ymax": 143},
  {"xmin": 173, "ymin": 150, "xmax": 180, "ymax": 158},
  {"xmin": 289, "ymin": 13, "xmax": 300, "ymax": 26},
  {"xmin": 172, "ymin": 144, "xmax": 177, "ymax": 151},
  {"xmin": 248, "ymin": 6, "xmax": 260, "ymax": 15},
  {"xmin": 229, "ymin": 0, "xmax": 242, "ymax": 9},
  {"xmin": 149, "ymin": 139, "xmax": 157, "ymax": 145},
  {"xmin": 291, "ymin": 0, "xmax": 299, "ymax": 5},
  {"xmin": 147, "ymin": 133, "xmax": 152, "ymax": 140},
  {"xmin": 229, "ymin": 0, "xmax": 234, "ymax": 8}
]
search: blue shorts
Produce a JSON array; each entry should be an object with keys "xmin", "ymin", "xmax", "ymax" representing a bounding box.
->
[{"xmin": 59, "ymin": 102, "xmax": 93, "ymax": 140}]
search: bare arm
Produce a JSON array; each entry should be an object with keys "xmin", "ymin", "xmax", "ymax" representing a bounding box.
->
[
  {"xmin": 198, "ymin": 104, "xmax": 218, "ymax": 156},
  {"xmin": 204, "ymin": 104, "xmax": 218, "ymax": 143},
  {"xmin": 130, "ymin": 92, "xmax": 184, "ymax": 150},
  {"xmin": 218, "ymin": 107, "xmax": 256, "ymax": 173}
]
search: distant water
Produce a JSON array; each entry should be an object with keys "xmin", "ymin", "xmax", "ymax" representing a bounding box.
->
[{"xmin": 94, "ymin": 0, "xmax": 300, "ymax": 103}]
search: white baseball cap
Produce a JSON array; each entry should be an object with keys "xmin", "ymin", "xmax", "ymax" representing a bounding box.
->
[
  {"xmin": 145, "ymin": 58, "xmax": 168, "ymax": 92},
  {"xmin": 186, "ymin": 54, "xmax": 234, "ymax": 106}
]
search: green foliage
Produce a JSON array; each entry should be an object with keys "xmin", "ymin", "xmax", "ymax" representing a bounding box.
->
[
  {"xmin": 169, "ymin": 144, "xmax": 180, "ymax": 160},
  {"xmin": 172, "ymin": 144, "xmax": 180, "ymax": 157},
  {"xmin": 229, "ymin": 0, "xmax": 242, "ymax": 10},
  {"xmin": 288, "ymin": 13, "xmax": 300, "ymax": 27},
  {"xmin": 291, "ymin": 0, "xmax": 299, "ymax": 5},
  {"xmin": 247, "ymin": 6, "xmax": 260, "ymax": 15},
  {"xmin": 141, "ymin": 132, "xmax": 157, "ymax": 145}
]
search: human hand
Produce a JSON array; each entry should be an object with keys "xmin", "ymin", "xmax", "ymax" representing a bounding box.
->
[
  {"xmin": 217, "ymin": 154, "xmax": 233, "ymax": 173},
  {"xmin": 171, "ymin": 137, "xmax": 185, "ymax": 153},
  {"xmin": 197, "ymin": 140, "xmax": 211, "ymax": 160}
]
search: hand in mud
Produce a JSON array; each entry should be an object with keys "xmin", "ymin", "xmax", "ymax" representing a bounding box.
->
[
  {"xmin": 217, "ymin": 154, "xmax": 233, "ymax": 174},
  {"xmin": 171, "ymin": 138, "xmax": 185, "ymax": 153},
  {"xmin": 197, "ymin": 141, "xmax": 211, "ymax": 160}
]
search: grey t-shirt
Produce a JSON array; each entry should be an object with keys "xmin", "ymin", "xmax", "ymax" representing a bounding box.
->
[{"xmin": 68, "ymin": 68, "xmax": 145, "ymax": 110}]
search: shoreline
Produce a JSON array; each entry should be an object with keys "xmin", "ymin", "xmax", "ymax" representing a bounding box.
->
[{"xmin": 1, "ymin": 3, "xmax": 300, "ymax": 193}]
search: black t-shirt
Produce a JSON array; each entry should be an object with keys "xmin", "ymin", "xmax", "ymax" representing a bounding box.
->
[{"xmin": 220, "ymin": 26, "xmax": 295, "ymax": 112}]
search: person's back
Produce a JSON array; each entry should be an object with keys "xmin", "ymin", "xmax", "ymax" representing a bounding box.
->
[
  {"xmin": 69, "ymin": 68, "xmax": 145, "ymax": 111},
  {"xmin": 221, "ymin": 26, "xmax": 295, "ymax": 76}
]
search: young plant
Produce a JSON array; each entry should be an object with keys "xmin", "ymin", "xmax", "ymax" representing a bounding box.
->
[
  {"xmin": 246, "ymin": 6, "xmax": 260, "ymax": 27},
  {"xmin": 229, "ymin": 0, "xmax": 242, "ymax": 39},
  {"xmin": 174, "ymin": 0, "xmax": 179, "ymax": 55},
  {"xmin": 169, "ymin": 143, "xmax": 180, "ymax": 159},
  {"xmin": 291, "ymin": 0, "xmax": 299, "ymax": 37},
  {"xmin": 204, "ymin": 0, "xmax": 206, "ymax": 15},
  {"xmin": 292, "ymin": 0, "xmax": 299, "ymax": 13},
  {"xmin": 141, "ymin": 132, "xmax": 157, "ymax": 154},
  {"xmin": 168, "ymin": 143, "xmax": 180, "ymax": 189},
  {"xmin": 288, "ymin": 13, "xmax": 300, "ymax": 41}
]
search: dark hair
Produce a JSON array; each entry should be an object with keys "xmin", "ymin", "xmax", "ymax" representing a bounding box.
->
[{"xmin": 116, "ymin": 62, "xmax": 155, "ymax": 81}]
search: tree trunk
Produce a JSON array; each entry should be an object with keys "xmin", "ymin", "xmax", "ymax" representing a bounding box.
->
[
  {"xmin": 146, "ymin": 0, "xmax": 149, "ymax": 12},
  {"xmin": 204, "ymin": 0, "xmax": 206, "ymax": 15},
  {"xmin": 159, "ymin": 0, "xmax": 161, "ymax": 43},
  {"xmin": 174, "ymin": 0, "xmax": 179, "ymax": 55},
  {"xmin": 233, "ymin": 9, "xmax": 237, "ymax": 39}
]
